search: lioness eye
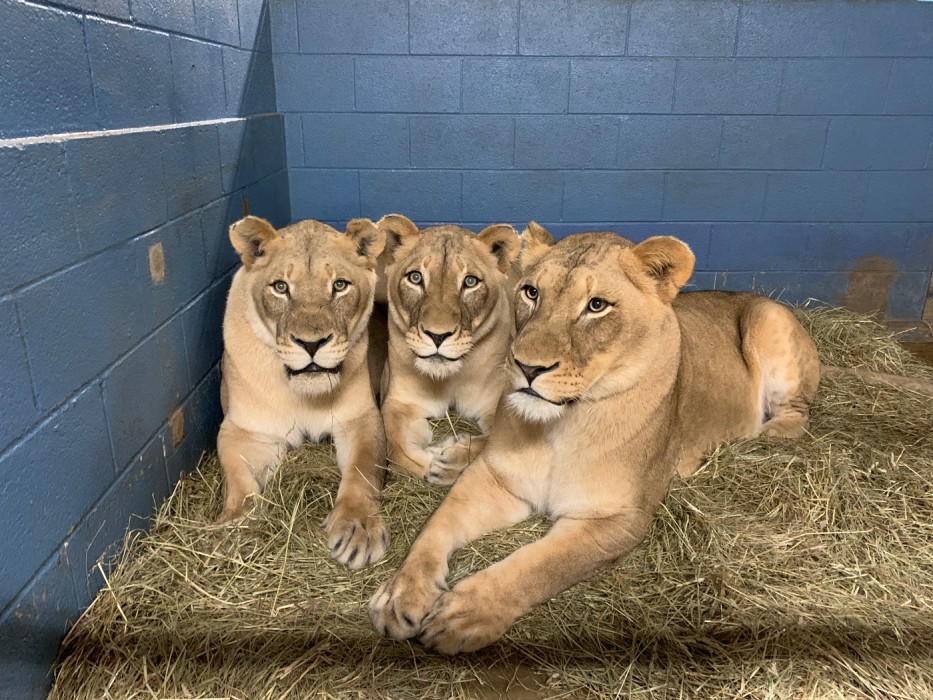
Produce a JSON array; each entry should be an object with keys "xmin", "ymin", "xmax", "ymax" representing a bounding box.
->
[
  {"xmin": 407, "ymin": 271, "xmax": 423, "ymax": 285},
  {"xmin": 522, "ymin": 285, "xmax": 538, "ymax": 301},
  {"xmin": 272, "ymin": 280, "xmax": 289, "ymax": 294},
  {"xmin": 463, "ymin": 275, "xmax": 479, "ymax": 289},
  {"xmin": 333, "ymin": 279, "xmax": 349, "ymax": 293},
  {"xmin": 588, "ymin": 297, "xmax": 608, "ymax": 313}
]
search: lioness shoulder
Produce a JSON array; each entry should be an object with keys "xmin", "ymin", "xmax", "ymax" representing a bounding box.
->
[
  {"xmin": 370, "ymin": 224, "xmax": 820, "ymax": 652},
  {"xmin": 217, "ymin": 215, "xmax": 390, "ymax": 570}
]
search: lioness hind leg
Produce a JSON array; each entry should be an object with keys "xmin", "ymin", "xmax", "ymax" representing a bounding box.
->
[
  {"xmin": 216, "ymin": 420, "xmax": 284, "ymax": 523},
  {"xmin": 744, "ymin": 302, "xmax": 820, "ymax": 439}
]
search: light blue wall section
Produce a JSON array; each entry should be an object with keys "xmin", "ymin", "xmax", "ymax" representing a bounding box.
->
[
  {"xmin": 0, "ymin": 1, "xmax": 288, "ymax": 696},
  {"xmin": 274, "ymin": 0, "xmax": 933, "ymax": 320}
]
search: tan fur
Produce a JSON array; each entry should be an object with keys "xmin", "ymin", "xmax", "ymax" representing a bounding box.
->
[
  {"xmin": 370, "ymin": 227, "xmax": 820, "ymax": 652},
  {"xmin": 376, "ymin": 214, "xmax": 521, "ymax": 486},
  {"xmin": 217, "ymin": 215, "xmax": 390, "ymax": 570}
]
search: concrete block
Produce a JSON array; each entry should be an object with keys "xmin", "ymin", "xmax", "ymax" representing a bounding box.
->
[
  {"xmin": 356, "ymin": 57, "xmax": 461, "ymax": 113},
  {"xmin": 104, "ymin": 316, "xmax": 189, "ymax": 469},
  {"xmin": 764, "ymin": 172, "xmax": 870, "ymax": 222},
  {"xmin": 0, "ymin": 550, "xmax": 79, "ymax": 700},
  {"xmin": 170, "ymin": 36, "xmax": 226, "ymax": 123},
  {"xmin": 708, "ymin": 224, "xmax": 813, "ymax": 272},
  {"xmin": 520, "ymin": 0, "xmax": 628, "ymax": 56},
  {"xmin": 844, "ymin": 3, "xmax": 933, "ymax": 57},
  {"xmin": 162, "ymin": 367, "xmax": 222, "ymax": 485},
  {"xmin": 886, "ymin": 59, "xmax": 933, "ymax": 114},
  {"xmin": 85, "ymin": 18, "xmax": 174, "ymax": 128},
  {"xmin": 686, "ymin": 272, "xmax": 717, "ymax": 290},
  {"xmin": 410, "ymin": 0, "xmax": 518, "ymax": 55},
  {"xmin": 805, "ymin": 225, "xmax": 912, "ymax": 272},
  {"xmin": 136, "ymin": 213, "xmax": 211, "ymax": 326},
  {"xmin": 629, "ymin": 0, "xmax": 739, "ymax": 57},
  {"xmin": 68, "ymin": 434, "xmax": 169, "ymax": 607},
  {"xmin": 719, "ymin": 117, "xmax": 827, "ymax": 170},
  {"xmin": 410, "ymin": 116, "xmax": 513, "ymax": 168},
  {"xmin": 58, "ymin": 0, "xmax": 131, "ymax": 21},
  {"xmin": 296, "ymin": 0, "xmax": 408, "ymax": 54},
  {"xmin": 200, "ymin": 195, "xmax": 243, "ymax": 280},
  {"xmin": 563, "ymin": 171, "xmax": 664, "ymax": 221},
  {"xmin": 611, "ymin": 223, "xmax": 711, "ymax": 267},
  {"xmin": 161, "ymin": 124, "xmax": 223, "ymax": 218},
  {"xmin": 239, "ymin": 0, "xmax": 272, "ymax": 52},
  {"xmin": 273, "ymin": 54, "xmax": 354, "ymax": 112},
  {"xmin": 462, "ymin": 171, "xmax": 563, "ymax": 221},
  {"xmin": 289, "ymin": 169, "xmax": 360, "ymax": 221},
  {"xmin": 463, "ymin": 58, "xmax": 568, "ymax": 113},
  {"xmin": 0, "ymin": 301, "xmax": 37, "ymax": 453},
  {"xmin": 617, "ymin": 115, "xmax": 721, "ymax": 169},
  {"xmin": 360, "ymin": 170, "xmax": 461, "ymax": 221},
  {"xmin": 194, "ymin": 0, "xmax": 240, "ymax": 46},
  {"xmin": 780, "ymin": 58, "xmax": 891, "ymax": 115},
  {"xmin": 18, "ymin": 245, "xmax": 150, "ymax": 410},
  {"xmin": 0, "ymin": 387, "xmax": 113, "ymax": 605},
  {"xmin": 222, "ymin": 47, "xmax": 277, "ymax": 117},
  {"xmin": 674, "ymin": 59, "xmax": 783, "ymax": 114},
  {"xmin": 302, "ymin": 114, "xmax": 410, "ymax": 168},
  {"xmin": 823, "ymin": 117, "xmax": 933, "ymax": 171},
  {"xmin": 865, "ymin": 172, "xmax": 933, "ymax": 222},
  {"xmin": 0, "ymin": 142, "xmax": 81, "ymax": 294},
  {"xmin": 284, "ymin": 114, "xmax": 303, "ymax": 167},
  {"xmin": 514, "ymin": 116, "xmax": 617, "ymax": 168},
  {"xmin": 738, "ymin": 2, "xmax": 846, "ymax": 57},
  {"xmin": 887, "ymin": 272, "xmax": 930, "ymax": 320},
  {"xmin": 219, "ymin": 115, "xmax": 286, "ymax": 193},
  {"xmin": 66, "ymin": 130, "xmax": 168, "ymax": 255},
  {"xmin": 182, "ymin": 280, "xmax": 229, "ymax": 388},
  {"xmin": 132, "ymin": 0, "xmax": 195, "ymax": 34},
  {"xmin": 712, "ymin": 271, "xmax": 850, "ymax": 308},
  {"xmin": 0, "ymin": 1, "xmax": 95, "ymax": 137},
  {"xmin": 269, "ymin": 0, "xmax": 299, "ymax": 52},
  {"xmin": 570, "ymin": 58, "xmax": 675, "ymax": 113},
  {"xmin": 664, "ymin": 172, "xmax": 767, "ymax": 221}
]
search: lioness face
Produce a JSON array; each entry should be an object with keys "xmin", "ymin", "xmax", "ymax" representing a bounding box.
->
[
  {"xmin": 230, "ymin": 216, "xmax": 385, "ymax": 397},
  {"xmin": 382, "ymin": 219, "xmax": 519, "ymax": 381},
  {"xmin": 506, "ymin": 228, "xmax": 694, "ymax": 423}
]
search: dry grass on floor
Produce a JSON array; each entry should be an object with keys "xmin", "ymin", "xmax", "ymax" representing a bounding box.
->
[{"xmin": 51, "ymin": 307, "xmax": 933, "ymax": 699}]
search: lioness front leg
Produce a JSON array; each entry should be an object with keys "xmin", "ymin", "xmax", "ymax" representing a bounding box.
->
[
  {"xmin": 383, "ymin": 397, "xmax": 436, "ymax": 478},
  {"xmin": 216, "ymin": 420, "xmax": 284, "ymax": 523},
  {"xmin": 420, "ymin": 510, "xmax": 654, "ymax": 655},
  {"xmin": 369, "ymin": 458, "xmax": 530, "ymax": 640},
  {"xmin": 327, "ymin": 411, "xmax": 390, "ymax": 569}
]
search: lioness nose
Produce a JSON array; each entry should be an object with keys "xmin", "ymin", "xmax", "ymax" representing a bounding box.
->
[
  {"xmin": 293, "ymin": 334, "xmax": 332, "ymax": 358},
  {"xmin": 515, "ymin": 360, "xmax": 559, "ymax": 384},
  {"xmin": 424, "ymin": 330, "xmax": 453, "ymax": 348}
]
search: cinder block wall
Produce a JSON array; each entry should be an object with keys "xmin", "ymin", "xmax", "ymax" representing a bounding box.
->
[
  {"xmin": 0, "ymin": 0, "xmax": 289, "ymax": 695},
  {"xmin": 273, "ymin": 0, "xmax": 933, "ymax": 322}
]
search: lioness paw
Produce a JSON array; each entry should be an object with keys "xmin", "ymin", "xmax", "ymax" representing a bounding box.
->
[
  {"xmin": 369, "ymin": 570, "xmax": 447, "ymax": 641},
  {"xmin": 324, "ymin": 505, "xmax": 389, "ymax": 570},
  {"xmin": 419, "ymin": 582, "xmax": 510, "ymax": 655},
  {"xmin": 425, "ymin": 436, "xmax": 479, "ymax": 486}
]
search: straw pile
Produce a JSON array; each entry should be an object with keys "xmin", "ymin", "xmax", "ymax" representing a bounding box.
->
[{"xmin": 51, "ymin": 307, "xmax": 933, "ymax": 699}]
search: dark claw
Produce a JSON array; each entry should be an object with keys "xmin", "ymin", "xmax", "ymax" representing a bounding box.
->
[
  {"xmin": 333, "ymin": 537, "xmax": 345, "ymax": 551},
  {"xmin": 348, "ymin": 546, "xmax": 359, "ymax": 563},
  {"xmin": 383, "ymin": 624, "xmax": 390, "ymax": 638},
  {"xmin": 381, "ymin": 530, "xmax": 390, "ymax": 548},
  {"xmin": 402, "ymin": 613, "xmax": 415, "ymax": 627}
]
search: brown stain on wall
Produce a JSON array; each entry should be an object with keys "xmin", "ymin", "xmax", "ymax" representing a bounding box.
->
[
  {"xmin": 148, "ymin": 242, "xmax": 166, "ymax": 284},
  {"xmin": 841, "ymin": 255, "xmax": 896, "ymax": 317},
  {"xmin": 169, "ymin": 409, "xmax": 185, "ymax": 449}
]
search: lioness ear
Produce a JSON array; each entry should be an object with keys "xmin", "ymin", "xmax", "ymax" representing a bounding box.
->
[
  {"xmin": 229, "ymin": 216, "xmax": 279, "ymax": 269},
  {"xmin": 519, "ymin": 221, "xmax": 555, "ymax": 270},
  {"xmin": 375, "ymin": 213, "xmax": 420, "ymax": 261},
  {"xmin": 345, "ymin": 218, "xmax": 386, "ymax": 262},
  {"xmin": 630, "ymin": 236, "xmax": 695, "ymax": 303},
  {"xmin": 476, "ymin": 223, "xmax": 519, "ymax": 274}
]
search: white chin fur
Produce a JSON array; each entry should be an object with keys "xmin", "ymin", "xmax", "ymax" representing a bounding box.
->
[
  {"xmin": 287, "ymin": 373, "xmax": 341, "ymax": 397},
  {"xmin": 415, "ymin": 356, "xmax": 463, "ymax": 380},
  {"xmin": 506, "ymin": 391, "xmax": 566, "ymax": 424}
]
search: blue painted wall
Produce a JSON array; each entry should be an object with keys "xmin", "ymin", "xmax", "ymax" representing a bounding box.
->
[
  {"xmin": 0, "ymin": 0, "xmax": 288, "ymax": 696},
  {"xmin": 273, "ymin": 0, "xmax": 933, "ymax": 321}
]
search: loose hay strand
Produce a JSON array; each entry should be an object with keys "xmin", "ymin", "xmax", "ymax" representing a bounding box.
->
[{"xmin": 51, "ymin": 308, "xmax": 933, "ymax": 699}]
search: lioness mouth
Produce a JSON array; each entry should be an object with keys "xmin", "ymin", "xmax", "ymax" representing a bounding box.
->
[
  {"xmin": 518, "ymin": 387, "xmax": 575, "ymax": 406},
  {"xmin": 416, "ymin": 352, "xmax": 457, "ymax": 362},
  {"xmin": 286, "ymin": 362, "xmax": 341, "ymax": 377}
]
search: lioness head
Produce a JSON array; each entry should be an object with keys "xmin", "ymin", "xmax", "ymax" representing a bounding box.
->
[
  {"xmin": 229, "ymin": 215, "xmax": 385, "ymax": 397},
  {"xmin": 506, "ymin": 222, "xmax": 695, "ymax": 423},
  {"xmin": 377, "ymin": 214, "xmax": 520, "ymax": 381}
]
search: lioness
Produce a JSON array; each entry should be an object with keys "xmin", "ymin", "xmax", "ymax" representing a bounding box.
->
[
  {"xmin": 376, "ymin": 214, "xmax": 520, "ymax": 486},
  {"xmin": 370, "ymin": 224, "xmax": 820, "ymax": 652},
  {"xmin": 217, "ymin": 215, "xmax": 389, "ymax": 570}
]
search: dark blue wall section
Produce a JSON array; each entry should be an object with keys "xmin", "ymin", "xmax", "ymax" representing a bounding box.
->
[
  {"xmin": 274, "ymin": 0, "xmax": 933, "ymax": 323},
  {"xmin": 0, "ymin": 0, "xmax": 288, "ymax": 696}
]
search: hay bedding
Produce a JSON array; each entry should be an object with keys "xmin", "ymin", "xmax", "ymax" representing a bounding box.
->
[{"xmin": 51, "ymin": 308, "xmax": 933, "ymax": 700}]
